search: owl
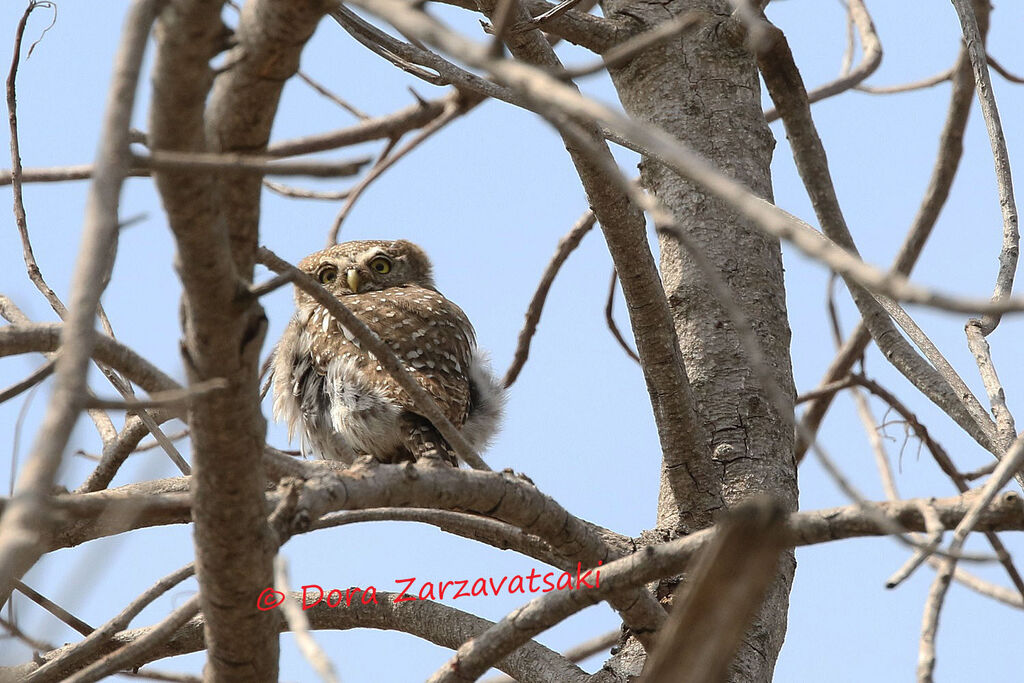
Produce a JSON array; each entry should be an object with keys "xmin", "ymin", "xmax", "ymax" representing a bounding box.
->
[{"xmin": 269, "ymin": 239, "xmax": 503, "ymax": 466}]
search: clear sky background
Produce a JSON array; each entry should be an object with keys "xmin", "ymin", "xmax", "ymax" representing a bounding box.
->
[{"xmin": 1, "ymin": 1, "xmax": 1023, "ymax": 680}]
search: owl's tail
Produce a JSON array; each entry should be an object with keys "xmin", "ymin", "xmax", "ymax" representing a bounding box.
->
[{"xmin": 462, "ymin": 350, "xmax": 506, "ymax": 453}]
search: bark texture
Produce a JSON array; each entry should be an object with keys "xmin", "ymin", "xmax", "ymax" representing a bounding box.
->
[
  {"xmin": 149, "ymin": 1, "xmax": 329, "ymax": 679},
  {"xmin": 602, "ymin": 1, "xmax": 798, "ymax": 679}
]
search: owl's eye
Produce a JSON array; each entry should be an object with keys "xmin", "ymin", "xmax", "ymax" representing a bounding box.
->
[
  {"xmin": 317, "ymin": 265, "xmax": 338, "ymax": 284},
  {"xmin": 369, "ymin": 256, "xmax": 392, "ymax": 274}
]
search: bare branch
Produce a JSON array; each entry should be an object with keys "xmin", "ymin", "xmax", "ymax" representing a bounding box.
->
[
  {"xmin": 149, "ymin": 0, "xmax": 332, "ymax": 675},
  {"xmin": 325, "ymin": 93, "xmax": 479, "ymax": 245},
  {"xmin": 313, "ymin": 507, "xmax": 572, "ymax": 569},
  {"xmin": 76, "ymin": 411, "xmax": 180, "ymax": 493},
  {"xmin": 296, "ymin": 69, "xmax": 370, "ymax": 119},
  {"xmin": 763, "ymin": 0, "xmax": 881, "ymax": 121},
  {"xmin": 563, "ymin": 10, "xmax": 708, "ymax": 79},
  {"xmin": 63, "ymin": 595, "xmax": 201, "ymax": 683},
  {"xmin": 851, "ymin": 373, "xmax": 1024, "ymax": 597},
  {"xmin": 25, "ymin": 564, "xmax": 195, "ymax": 683},
  {"xmin": 432, "ymin": 0, "xmax": 625, "ymax": 52},
  {"xmin": 857, "ymin": 68, "xmax": 952, "ymax": 94},
  {"xmin": 795, "ymin": 376, "xmax": 855, "ymax": 405},
  {"xmin": 603, "ymin": 269, "xmax": 640, "ymax": 365},
  {"xmin": 262, "ymin": 180, "xmax": 350, "ymax": 201},
  {"xmin": 85, "ymin": 379, "xmax": 228, "ymax": 411},
  {"xmin": 966, "ymin": 320, "xmax": 1017, "ymax": 451},
  {"xmin": 757, "ymin": 19, "xmax": 1001, "ymax": 459},
  {"xmin": 13, "ymin": 579, "xmax": 94, "ymax": 637},
  {"xmin": 503, "ymin": 209, "xmax": 596, "ymax": 388},
  {"xmin": 424, "ymin": 488, "xmax": 1024, "ymax": 682},
  {"xmin": 795, "ymin": 1, "xmax": 990, "ymax": 460},
  {"xmin": 921, "ymin": 435, "xmax": 1024, "ymax": 681},
  {"xmin": 268, "ymin": 95, "xmax": 450, "ymax": 157},
  {"xmin": 7, "ymin": 1, "xmax": 70, "ymax": 319},
  {"xmin": 0, "ymin": 163, "xmax": 148, "ymax": 185},
  {"xmin": 273, "ymin": 558, "xmax": 340, "ymax": 683},
  {"xmin": 19, "ymin": 592, "xmax": 592, "ymax": 683},
  {"xmin": 640, "ymin": 499, "xmax": 787, "ymax": 683},
  {"xmin": 950, "ymin": 0, "xmax": 1020, "ymax": 336},
  {"xmin": 987, "ymin": 54, "xmax": 1024, "ymax": 85},
  {"xmin": 0, "ymin": 0, "xmax": 160, "ymax": 609},
  {"xmin": 0, "ymin": 324, "xmax": 180, "ymax": 395},
  {"xmin": 886, "ymin": 501, "xmax": 943, "ymax": 589},
  {"xmin": 134, "ymin": 150, "xmax": 371, "ymax": 177},
  {"xmin": 0, "ymin": 358, "xmax": 54, "ymax": 406}
]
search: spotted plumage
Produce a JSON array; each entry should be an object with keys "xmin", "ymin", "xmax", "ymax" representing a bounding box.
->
[{"xmin": 269, "ymin": 239, "xmax": 503, "ymax": 465}]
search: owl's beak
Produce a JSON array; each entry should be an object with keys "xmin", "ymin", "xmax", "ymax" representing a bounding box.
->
[{"xmin": 346, "ymin": 269, "xmax": 360, "ymax": 293}]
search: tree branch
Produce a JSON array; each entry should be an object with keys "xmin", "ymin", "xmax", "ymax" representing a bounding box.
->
[
  {"xmin": 794, "ymin": 0, "xmax": 991, "ymax": 460},
  {"xmin": 0, "ymin": 0, "xmax": 159, "ymax": 609}
]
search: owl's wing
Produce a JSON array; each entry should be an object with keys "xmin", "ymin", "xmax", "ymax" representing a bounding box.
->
[{"xmin": 350, "ymin": 286, "xmax": 476, "ymax": 428}]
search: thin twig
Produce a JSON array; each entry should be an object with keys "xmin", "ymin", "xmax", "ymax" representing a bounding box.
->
[
  {"xmin": 795, "ymin": 376, "xmax": 855, "ymax": 405},
  {"xmin": 249, "ymin": 272, "xmax": 295, "ymax": 299},
  {"xmin": 133, "ymin": 150, "xmax": 371, "ymax": 177},
  {"xmin": 563, "ymin": 10, "xmax": 707, "ymax": 79},
  {"xmin": 987, "ymin": 55, "xmax": 1024, "ymax": 84},
  {"xmin": 0, "ymin": 163, "xmax": 150, "ymax": 185},
  {"xmin": 63, "ymin": 595, "xmax": 201, "ymax": 683},
  {"xmin": 0, "ymin": 614, "xmax": 54, "ymax": 653},
  {"xmin": 296, "ymin": 69, "xmax": 370, "ymax": 119},
  {"xmin": 503, "ymin": 209, "xmax": 596, "ymax": 387},
  {"xmin": 12, "ymin": 580, "xmax": 94, "ymax": 637},
  {"xmin": 966, "ymin": 320, "xmax": 1017, "ymax": 452},
  {"xmin": 85, "ymin": 378, "xmax": 228, "ymax": 411},
  {"xmin": 0, "ymin": 0, "xmax": 162, "ymax": 609},
  {"xmin": 324, "ymin": 136, "xmax": 399, "ymax": 245},
  {"xmin": 764, "ymin": 0, "xmax": 882, "ymax": 122},
  {"xmin": 274, "ymin": 558, "xmax": 340, "ymax": 683},
  {"xmin": 4, "ymin": 1, "xmax": 121, "ymax": 446},
  {"xmin": 0, "ymin": 359, "xmax": 55, "ymax": 406},
  {"xmin": 325, "ymin": 95, "xmax": 478, "ymax": 245},
  {"xmin": 333, "ymin": 5, "xmax": 450, "ymax": 85},
  {"xmin": 921, "ymin": 434, "xmax": 1024, "ymax": 682},
  {"xmin": 886, "ymin": 501, "xmax": 943, "ymax": 588},
  {"xmin": 951, "ymin": 0, "xmax": 1019, "ymax": 336},
  {"xmin": 857, "ymin": 68, "xmax": 952, "ymax": 94},
  {"xmin": 604, "ymin": 269, "xmax": 640, "ymax": 365},
  {"xmin": 7, "ymin": 1, "xmax": 67, "ymax": 319},
  {"xmin": 262, "ymin": 180, "xmax": 350, "ymax": 201},
  {"xmin": 962, "ymin": 462, "xmax": 997, "ymax": 482},
  {"xmin": 795, "ymin": 4, "xmax": 990, "ymax": 460},
  {"xmin": 130, "ymin": 428, "xmax": 188, "ymax": 453},
  {"xmin": 23, "ymin": 567, "xmax": 197, "ymax": 681},
  {"xmin": 519, "ymin": 0, "xmax": 583, "ymax": 29},
  {"xmin": 851, "ymin": 373, "xmax": 1024, "ymax": 598}
]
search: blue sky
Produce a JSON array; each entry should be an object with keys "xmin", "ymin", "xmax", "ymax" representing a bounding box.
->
[{"xmin": 1, "ymin": 1, "xmax": 1023, "ymax": 680}]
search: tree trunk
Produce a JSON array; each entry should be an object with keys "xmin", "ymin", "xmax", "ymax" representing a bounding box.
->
[{"xmin": 603, "ymin": 1, "xmax": 798, "ymax": 679}]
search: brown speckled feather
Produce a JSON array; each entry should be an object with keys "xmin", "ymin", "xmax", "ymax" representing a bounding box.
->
[{"xmin": 305, "ymin": 285, "xmax": 475, "ymax": 426}]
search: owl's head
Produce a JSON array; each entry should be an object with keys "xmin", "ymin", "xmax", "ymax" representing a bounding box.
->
[{"xmin": 295, "ymin": 240, "xmax": 436, "ymax": 304}]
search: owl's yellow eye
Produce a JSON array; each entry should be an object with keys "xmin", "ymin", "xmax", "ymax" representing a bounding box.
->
[
  {"xmin": 317, "ymin": 265, "xmax": 338, "ymax": 284},
  {"xmin": 369, "ymin": 256, "xmax": 392, "ymax": 274}
]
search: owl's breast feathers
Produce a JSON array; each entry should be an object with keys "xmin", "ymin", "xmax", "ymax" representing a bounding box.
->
[{"xmin": 303, "ymin": 285, "xmax": 476, "ymax": 427}]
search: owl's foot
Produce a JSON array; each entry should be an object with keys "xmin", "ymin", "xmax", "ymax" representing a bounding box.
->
[{"xmin": 398, "ymin": 413, "xmax": 457, "ymax": 466}]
